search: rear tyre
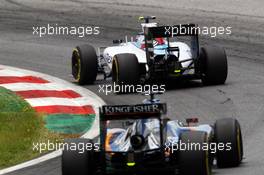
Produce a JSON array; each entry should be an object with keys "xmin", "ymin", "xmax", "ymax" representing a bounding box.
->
[
  {"xmin": 72, "ymin": 44, "xmax": 98, "ymax": 85},
  {"xmin": 178, "ymin": 131, "xmax": 212, "ymax": 175},
  {"xmin": 215, "ymin": 118, "xmax": 243, "ymax": 168},
  {"xmin": 200, "ymin": 46, "xmax": 228, "ymax": 85},
  {"xmin": 61, "ymin": 138, "xmax": 95, "ymax": 175},
  {"xmin": 112, "ymin": 53, "xmax": 140, "ymax": 93}
]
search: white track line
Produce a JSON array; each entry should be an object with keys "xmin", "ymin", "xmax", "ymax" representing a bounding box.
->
[
  {"xmin": 0, "ymin": 65, "xmax": 105, "ymax": 175},
  {"xmin": 26, "ymin": 97, "xmax": 91, "ymax": 107},
  {"xmin": 25, "ymin": 96, "xmax": 103, "ymax": 108},
  {"xmin": 0, "ymin": 69, "xmax": 30, "ymax": 77},
  {"xmin": 0, "ymin": 82, "xmax": 73, "ymax": 91}
]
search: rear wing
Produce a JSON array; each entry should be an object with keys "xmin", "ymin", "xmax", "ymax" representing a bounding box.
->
[
  {"xmin": 144, "ymin": 24, "xmax": 198, "ymax": 38},
  {"xmin": 144, "ymin": 23, "xmax": 199, "ymax": 62},
  {"xmin": 99, "ymin": 103, "xmax": 167, "ymax": 120},
  {"xmin": 99, "ymin": 103, "xmax": 167, "ymax": 152}
]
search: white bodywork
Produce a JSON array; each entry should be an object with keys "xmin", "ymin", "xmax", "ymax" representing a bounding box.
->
[
  {"xmin": 103, "ymin": 40, "xmax": 193, "ymax": 69},
  {"xmin": 102, "ymin": 22, "xmax": 193, "ymax": 74}
]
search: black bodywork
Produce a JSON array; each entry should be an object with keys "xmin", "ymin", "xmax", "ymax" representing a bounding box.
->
[{"xmin": 97, "ymin": 103, "xmax": 177, "ymax": 174}]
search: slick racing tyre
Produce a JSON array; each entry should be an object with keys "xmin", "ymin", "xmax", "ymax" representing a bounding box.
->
[
  {"xmin": 200, "ymin": 46, "xmax": 228, "ymax": 85},
  {"xmin": 112, "ymin": 53, "xmax": 140, "ymax": 93},
  {"xmin": 72, "ymin": 44, "xmax": 98, "ymax": 85},
  {"xmin": 62, "ymin": 138, "xmax": 96, "ymax": 175},
  {"xmin": 178, "ymin": 131, "xmax": 212, "ymax": 175},
  {"xmin": 215, "ymin": 118, "xmax": 243, "ymax": 168}
]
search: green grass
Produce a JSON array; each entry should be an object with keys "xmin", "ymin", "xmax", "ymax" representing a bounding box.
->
[{"xmin": 0, "ymin": 87, "xmax": 63, "ymax": 169}]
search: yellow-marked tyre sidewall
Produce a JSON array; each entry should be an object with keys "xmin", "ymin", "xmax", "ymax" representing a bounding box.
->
[
  {"xmin": 72, "ymin": 48, "xmax": 81, "ymax": 82},
  {"xmin": 205, "ymin": 137, "xmax": 211, "ymax": 175},
  {"xmin": 237, "ymin": 125, "xmax": 243, "ymax": 162},
  {"xmin": 112, "ymin": 56, "xmax": 119, "ymax": 83},
  {"xmin": 71, "ymin": 44, "xmax": 98, "ymax": 85}
]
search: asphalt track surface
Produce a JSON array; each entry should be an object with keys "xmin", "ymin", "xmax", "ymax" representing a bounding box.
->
[{"xmin": 0, "ymin": 0, "xmax": 264, "ymax": 174}]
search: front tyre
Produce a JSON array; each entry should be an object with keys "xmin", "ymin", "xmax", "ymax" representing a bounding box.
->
[
  {"xmin": 215, "ymin": 118, "xmax": 243, "ymax": 168},
  {"xmin": 72, "ymin": 44, "xmax": 98, "ymax": 85}
]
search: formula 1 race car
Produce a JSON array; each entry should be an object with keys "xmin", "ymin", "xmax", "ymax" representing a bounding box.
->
[
  {"xmin": 71, "ymin": 16, "xmax": 228, "ymax": 88},
  {"xmin": 61, "ymin": 94, "xmax": 243, "ymax": 175}
]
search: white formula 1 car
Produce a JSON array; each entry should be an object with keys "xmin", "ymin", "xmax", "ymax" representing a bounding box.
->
[{"xmin": 71, "ymin": 16, "xmax": 227, "ymax": 87}]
